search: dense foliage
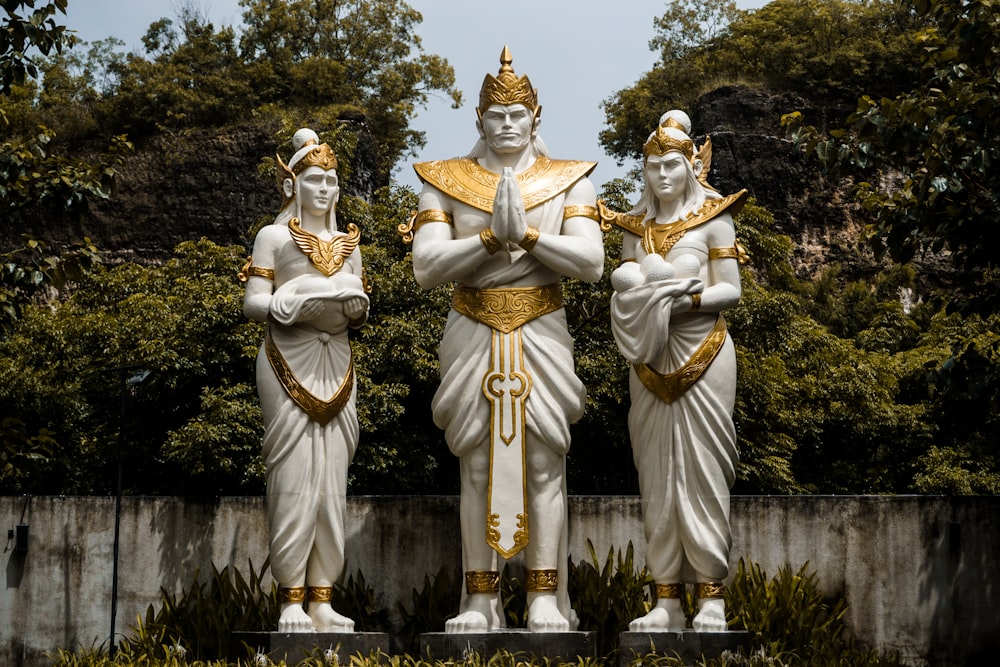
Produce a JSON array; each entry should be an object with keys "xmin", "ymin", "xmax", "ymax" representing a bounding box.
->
[
  {"xmin": 1, "ymin": 0, "xmax": 998, "ymax": 496},
  {"xmin": 0, "ymin": 0, "xmax": 70, "ymax": 93},
  {"xmin": 600, "ymin": 0, "xmax": 925, "ymax": 165},
  {"xmin": 4, "ymin": 0, "xmax": 460, "ymax": 187},
  {"xmin": 783, "ymin": 0, "xmax": 1000, "ymax": 289},
  {"xmin": 2, "ymin": 189, "xmax": 997, "ymax": 496}
]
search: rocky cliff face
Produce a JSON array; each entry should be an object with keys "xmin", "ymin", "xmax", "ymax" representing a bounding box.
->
[
  {"xmin": 692, "ymin": 85, "xmax": 883, "ymax": 281},
  {"xmin": 3, "ymin": 86, "xmax": 947, "ymax": 287},
  {"xmin": 2, "ymin": 118, "xmax": 378, "ymax": 264}
]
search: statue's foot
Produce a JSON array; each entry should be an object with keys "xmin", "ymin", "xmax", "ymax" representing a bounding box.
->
[
  {"xmin": 527, "ymin": 593, "xmax": 571, "ymax": 632},
  {"xmin": 445, "ymin": 594, "xmax": 500, "ymax": 634},
  {"xmin": 628, "ymin": 600, "xmax": 685, "ymax": 632},
  {"xmin": 308, "ymin": 603, "xmax": 355, "ymax": 633},
  {"xmin": 278, "ymin": 604, "xmax": 315, "ymax": 633},
  {"xmin": 692, "ymin": 599, "xmax": 727, "ymax": 632}
]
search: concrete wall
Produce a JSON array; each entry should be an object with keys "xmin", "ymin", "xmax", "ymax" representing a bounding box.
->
[{"xmin": 2, "ymin": 495, "xmax": 997, "ymax": 667}]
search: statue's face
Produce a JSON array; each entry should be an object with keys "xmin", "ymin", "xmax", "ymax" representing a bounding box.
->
[
  {"xmin": 297, "ymin": 166, "xmax": 340, "ymax": 216},
  {"xmin": 644, "ymin": 152, "xmax": 690, "ymax": 204},
  {"xmin": 479, "ymin": 104, "xmax": 536, "ymax": 154}
]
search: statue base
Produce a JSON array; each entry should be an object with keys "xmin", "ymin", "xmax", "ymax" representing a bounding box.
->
[
  {"xmin": 618, "ymin": 630, "xmax": 750, "ymax": 666},
  {"xmin": 231, "ymin": 631, "xmax": 389, "ymax": 664},
  {"xmin": 420, "ymin": 630, "xmax": 597, "ymax": 662}
]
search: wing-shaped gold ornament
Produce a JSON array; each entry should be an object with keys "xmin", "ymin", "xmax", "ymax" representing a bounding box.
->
[
  {"xmin": 288, "ymin": 219, "xmax": 361, "ymax": 276},
  {"xmin": 695, "ymin": 137, "xmax": 719, "ymax": 192}
]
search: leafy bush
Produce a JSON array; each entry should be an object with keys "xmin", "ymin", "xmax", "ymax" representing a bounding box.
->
[{"xmin": 569, "ymin": 541, "xmax": 652, "ymax": 656}]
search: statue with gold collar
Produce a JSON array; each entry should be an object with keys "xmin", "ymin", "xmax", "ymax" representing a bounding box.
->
[
  {"xmin": 399, "ymin": 47, "xmax": 604, "ymax": 633},
  {"xmin": 241, "ymin": 128, "xmax": 369, "ymax": 633},
  {"xmin": 603, "ymin": 110, "xmax": 746, "ymax": 632}
]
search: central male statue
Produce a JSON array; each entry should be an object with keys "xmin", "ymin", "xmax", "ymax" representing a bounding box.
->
[{"xmin": 399, "ymin": 47, "xmax": 604, "ymax": 632}]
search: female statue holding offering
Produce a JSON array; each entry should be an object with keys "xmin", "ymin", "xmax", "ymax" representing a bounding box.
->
[{"xmin": 604, "ymin": 110, "xmax": 746, "ymax": 632}]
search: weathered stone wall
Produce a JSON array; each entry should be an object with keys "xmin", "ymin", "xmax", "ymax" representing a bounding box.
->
[{"xmin": 2, "ymin": 495, "xmax": 996, "ymax": 667}]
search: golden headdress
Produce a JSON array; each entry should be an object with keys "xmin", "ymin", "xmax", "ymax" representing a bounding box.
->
[
  {"xmin": 642, "ymin": 116, "xmax": 695, "ymax": 161},
  {"xmin": 642, "ymin": 112, "xmax": 718, "ymax": 192},
  {"xmin": 275, "ymin": 129, "xmax": 338, "ymax": 207},
  {"xmin": 478, "ymin": 45, "xmax": 539, "ymax": 115}
]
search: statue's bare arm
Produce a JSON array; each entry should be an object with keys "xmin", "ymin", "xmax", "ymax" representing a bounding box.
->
[
  {"xmin": 243, "ymin": 225, "xmax": 282, "ymax": 322},
  {"xmin": 510, "ymin": 177, "xmax": 605, "ymax": 283},
  {"xmin": 683, "ymin": 214, "xmax": 741, "ymax": 313},
  {"xmin": 411, "ymin": 185, "xmax": 493, "ymax": 289}
]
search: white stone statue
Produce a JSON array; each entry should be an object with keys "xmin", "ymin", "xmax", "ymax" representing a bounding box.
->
[
  {"xmin": 603, "ymin": 110, "xmax": 746, "ymax": 632},
  {"xmin": 241, "ymin": 128, "xmax": 369, "ymax": 633},
  {"xmin": 398, "ymin": 47, "xmax": 604, "ymax": 633}
]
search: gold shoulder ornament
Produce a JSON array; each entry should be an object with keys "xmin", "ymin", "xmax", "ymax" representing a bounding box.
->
[
  {"xmin": 289, "ymin": 219, "xmax": 360, "ymax": 276},
  {"xmin": 642, "ymin": 189, "xmax": 748, "ymax": 256},
  {"xmin": 412, "ymin": 157, "xmax": 596, "ymax": 215}
]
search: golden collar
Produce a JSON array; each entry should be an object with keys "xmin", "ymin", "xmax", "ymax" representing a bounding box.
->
[
  {"xmin": 413, "ymin": 156, "xmax": 596, "ymax": 213},
  {"xmin": 601, "ymin": 189, "xmax": 747, "ymax": 239}
]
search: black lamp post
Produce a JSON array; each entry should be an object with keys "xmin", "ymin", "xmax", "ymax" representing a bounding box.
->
[{"xmin": 106, "ymin": 365, "xmax": 149, "ymax": 657}]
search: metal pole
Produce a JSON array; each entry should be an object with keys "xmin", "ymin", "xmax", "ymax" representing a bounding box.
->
[{"xmin": 110, "ymin": 368, "xmax": 125, "ymax": 657}]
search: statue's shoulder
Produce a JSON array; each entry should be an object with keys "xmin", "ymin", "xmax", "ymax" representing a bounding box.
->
[
  {"xmin": 413, "ymin": 158, "xmax": 468, "ymax": 188},
  {"xmin": 701, "ymin": 189, "xmax": 749, "ymax": 225},
  {"xmin": 598, "ymin": 200, "xmax": 645, "ymax": 237},
  {"xmin": 253, "ymin": 221, "xmax": 291, "ymax": 244}
]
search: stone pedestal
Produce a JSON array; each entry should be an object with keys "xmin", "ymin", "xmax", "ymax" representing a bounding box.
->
[
  {"xmin": 618, "ymin": 631, "xmax": 750, "ymax": 666},
  {"xmin": 420, "ymin": 631, "xmax": 597, "ymax": 662},
  {"xmin": 231, "ymin": 631, "xmax": 389, "ymax": 664}
]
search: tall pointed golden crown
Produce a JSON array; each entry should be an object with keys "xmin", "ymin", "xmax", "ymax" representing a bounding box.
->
[
  {"xmin": 643, "ymin": 117, "xmax": 695, "ymax": 161},
  {"xmin": 478, "ymin": 46, "xmax": 538, "ymax": 112}
]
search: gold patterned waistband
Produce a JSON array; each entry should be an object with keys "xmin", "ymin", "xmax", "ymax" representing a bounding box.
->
[
  {"xmin": 452, "ymin": 283, "xmax": 563, "ymax": 334},
  {"xmin": 634, "ymin": 315, "xmax": 728, "ymax": 404}
]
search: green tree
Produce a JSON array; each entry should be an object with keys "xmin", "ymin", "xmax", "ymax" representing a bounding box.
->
[
  {"xmin": 600, "ymin": 0, "xmax": 922, "ymax": 166},
  {"xmin": 0, "ymin": 0, "xmax": 70, "ymax": 94},
  {"xmin": 238, "ymin": 0, "xmax": 461, "ymax": 183},
  {"xmin": 783, "ymin": 0, "xmax": 1000, "ymax": 281}
]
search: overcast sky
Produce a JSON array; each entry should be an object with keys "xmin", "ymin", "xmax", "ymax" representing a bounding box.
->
[{"xmin": 63, "ymin": 0, "xmax": 768, "ymax": 192}]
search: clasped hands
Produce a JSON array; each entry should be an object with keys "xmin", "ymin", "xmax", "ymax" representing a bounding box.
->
[{"xmin": 488, "ymin": 167, "xmax": 529, "ymax": 247}]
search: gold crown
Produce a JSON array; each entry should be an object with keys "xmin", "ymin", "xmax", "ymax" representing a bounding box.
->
[
  {"xmin": 643, "ymin": 118, "xmax": 695, "ymax": 161},
  {"xmin": 292, "ymin": 140, "xmax": 338, "ymax": 173},
  {"xmin": 275, "ymin": 139, "xmax": 339, "ymax": 207},
  {"xmin": 478, "ymin": 46, "xmax": 538, "ymax": 112}
]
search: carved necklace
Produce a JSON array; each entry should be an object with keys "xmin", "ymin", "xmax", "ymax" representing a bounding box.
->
[{"xmin": 288, "ymin": 218, "xmax": 361, "ymax": 276}]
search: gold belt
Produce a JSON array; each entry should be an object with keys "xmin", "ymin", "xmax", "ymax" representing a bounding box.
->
[
  {"xmin": 634, "ymin": 315, "xmax": 727, "ymax": 404},
  {"xmin": 265, "ymin": 327, "xmax": 354, "ymax": 425},
  {"xmin": 452, "ymin": 283, "xmax": 563, "ymax": 333}
]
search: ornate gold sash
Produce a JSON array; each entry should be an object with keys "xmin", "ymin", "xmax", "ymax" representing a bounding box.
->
[
  {"xmin": 452, "ymin": 284, "xmax": 563, "ymax": 333},
  {"xmin": 265, "ymin": 327, "xmax": 354, "ymax": 425},
  {"xmin": 634, "ymin": 315, "xmax": 728, "ymax": 404}
]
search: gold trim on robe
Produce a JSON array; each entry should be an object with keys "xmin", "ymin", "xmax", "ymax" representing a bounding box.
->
[
  {"xmin": 265, "ymin": 327, "xmax": 354, "ymax": 425},
  {"xmin": 633, "ymin": 315, "xmax": 728, "ymax": 404}
]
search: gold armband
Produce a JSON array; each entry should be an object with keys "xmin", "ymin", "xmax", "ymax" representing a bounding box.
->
[
  {"xmin": 563, "ymin": 205, "xmax": 600, "ymax": 222},
  {"xmin": 398, "ymin": 208, "xmax": 453, "ymax": 244},
  {"xmin": 690, "ymin": 293, "xmax": 702, "ymax": 312},
  {"xmin": 415, "ymin": 208, "xmax": 453, "ymax": 228},
  {"xmin": 519, "ymin": 226, "xmax": 540, "ymax": 251},
  {"xmin": 526, "ymin": 569, "xmax": 559, "ymax": 592},
  {"xmin": 656, "ymin": 583, "xmax": 684, "ymax": 599},
  {"xmin": 708, "ymin": 246, "xmax": 739, "ymax": 260},
  {"xmin": 480, "ymin": 227, "xmax": 502, "ymax": 255},
  {"xmin": 237, "ymin": 256, "xmax": 275, "ymax": 282},
  {"xmin": 696, "ymin": 582, "xmax": 725, "ymax": 599},
  {"xmin": 465, "ymin": 570, "xmax": 500, "ymax": 594}
]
